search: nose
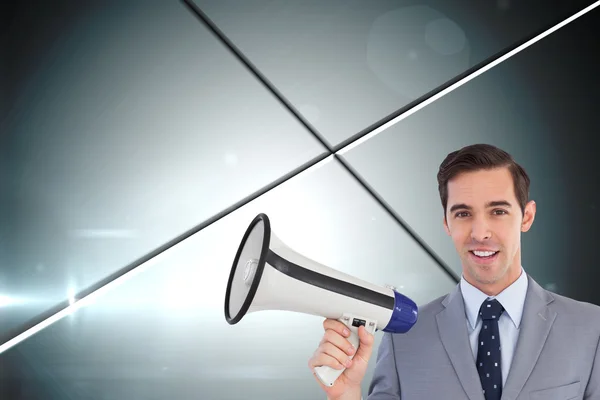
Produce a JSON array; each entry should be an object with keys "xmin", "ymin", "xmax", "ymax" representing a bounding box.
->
[{"xmin": 470, "ymin": 217, "xmax": 492, "ymax": 242}]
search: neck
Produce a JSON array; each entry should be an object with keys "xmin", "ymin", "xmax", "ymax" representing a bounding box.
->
[{"xmin": 465, "ymin": 265, "xmax": 523, "ymax": 297}]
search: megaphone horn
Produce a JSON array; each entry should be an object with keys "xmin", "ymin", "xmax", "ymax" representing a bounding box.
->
[{"xmin": 225, "ymin": 213, "xmax": 418, "ymax": 387}]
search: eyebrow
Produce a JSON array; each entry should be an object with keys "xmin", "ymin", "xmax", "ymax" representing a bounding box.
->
[{"xmin": 449, "ymin": 200, "xmax": 512, "ymax": 213}]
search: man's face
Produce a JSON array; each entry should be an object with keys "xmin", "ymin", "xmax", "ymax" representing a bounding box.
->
[{"xmin": 443, "ymin": 167, "xmax": 536, "ymax": 293}]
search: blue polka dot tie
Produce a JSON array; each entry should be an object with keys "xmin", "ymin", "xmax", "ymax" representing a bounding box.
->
[{"xmin": 476, "ymin": 298, "xmax": 504, "ymax": 400}]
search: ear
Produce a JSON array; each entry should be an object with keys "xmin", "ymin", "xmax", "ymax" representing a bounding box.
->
[
  {"xmin": 443, "ymin": 215, "xmax": 451, "ymax": 236},
  {"xmin": 521, "ymin": 200, "xmax": 536, "ymax": 232}
]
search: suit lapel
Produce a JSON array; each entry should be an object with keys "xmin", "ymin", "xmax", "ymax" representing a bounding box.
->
[
  {"xmin": 501, "ymin": 275, "xmax": 556, "ymax": 399},
  {"xmin": 436, "ymin": 285, "xmax": 485, "ymax": 400}
]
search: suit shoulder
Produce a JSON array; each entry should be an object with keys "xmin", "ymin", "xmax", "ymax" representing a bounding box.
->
[
  {"xmin": 383, "ymin": 292, "xmax": 451, "ymax": 354},
  {"xmin": 419, "ymin": 293, "xmax": 448, "ymax": 314},
  {"xmin": 548, "ymin": 290, "xmax": 600, "ymax": 322},
  {"xmin": 389, "ymin": 292, "xmax": 448, "ymax": 337},
  {"xmin": 550, "ymin": 290, "xmax": 600, "ymax": 311}
]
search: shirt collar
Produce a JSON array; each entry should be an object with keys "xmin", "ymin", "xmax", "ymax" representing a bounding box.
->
[{"xmin": 460, "ymin": 267, "xmax": 528, "ymax": 330}]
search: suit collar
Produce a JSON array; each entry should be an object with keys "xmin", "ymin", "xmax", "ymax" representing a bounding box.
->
[
  {"xmin": 438, "ymin": 284, "xmax": 486, "ymax": 400},
  {"xmin": 502, "ymin": 274, "xmax": 556, "ymax": 399},
  {"xmin": 437, "ymin": 273, "xmax": 555, "ymax": 400}
]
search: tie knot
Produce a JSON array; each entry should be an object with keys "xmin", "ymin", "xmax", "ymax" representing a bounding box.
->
[{"xmin": 479, "ymin": 298, "xmax": 504, "ymax": 321}]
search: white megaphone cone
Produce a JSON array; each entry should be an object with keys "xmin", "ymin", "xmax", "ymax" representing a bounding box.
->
[{"xmin": 224, "ymin": 213, "xmax": 418, "ymax": 387}]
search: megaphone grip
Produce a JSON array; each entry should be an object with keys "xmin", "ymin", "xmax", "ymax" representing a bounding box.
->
[{"xmin": 314, "ymin": 314, "xmax": 377, "ymax": 387}]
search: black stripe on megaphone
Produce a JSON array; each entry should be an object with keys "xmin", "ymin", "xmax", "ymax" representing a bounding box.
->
[{"xmin": 265, "ymin": 250, "xmax": 395, "ymax": 310}]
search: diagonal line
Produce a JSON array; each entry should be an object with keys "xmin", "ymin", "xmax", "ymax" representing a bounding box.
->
[
  {"xmin": 0, "ymin": 152, "xmax": 333, "ymax": 354},
  {"xmin": 180, "ymin": 0, "xmax": 333, "ymax": 152},
  {"xmin": 337, "ymin": 1, "xmax": 600, "ymax": 155},
  {"xmin": 2, "ymin": 0, "xmax": 598, "ymax": 355},
  {"xmin": 179, "ymin": 0, "xmax": 457, "ymax": 280},
  {"xmin": 334, "ymin": 154, "xmax": 460, "ymax": 283},
  {"xmin": 180, "ymin": 0, "xmax": 600, "ymax": 283}
]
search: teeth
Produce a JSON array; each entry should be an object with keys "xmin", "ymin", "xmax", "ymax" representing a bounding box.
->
[{"xmin": 473, "ymin": 251, "xmax": 496, "ymax": 257}]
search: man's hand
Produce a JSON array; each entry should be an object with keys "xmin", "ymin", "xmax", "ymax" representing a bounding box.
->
[{"xmin": 308, "ymin": 318, "xmax": 375, "ymax": 400}]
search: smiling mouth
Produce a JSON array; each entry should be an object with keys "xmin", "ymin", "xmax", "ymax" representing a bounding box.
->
[
  {"xmin": 470, "ymin": 250, "xmax": 497, "ymax": 258},
  {"xmin": 468, "ymin": 250, "xmax": 500, "ymax": 264}
]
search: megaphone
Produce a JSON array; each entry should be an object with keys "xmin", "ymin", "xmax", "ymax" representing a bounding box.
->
[{"xmin": 224, "ymin": 213, "xmax": 418, "ymax": 387}]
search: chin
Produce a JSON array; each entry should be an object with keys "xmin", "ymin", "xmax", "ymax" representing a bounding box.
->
[
  {"xmin": 474, "ymin": 273, "xmax": 501, "ymax": 285},
  {"xmin": 467, "ymin": 263, "xmax": 506, "ymax": 285}
]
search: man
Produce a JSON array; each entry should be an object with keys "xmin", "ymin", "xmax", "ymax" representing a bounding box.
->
[{"xmin": 308, "ymin": 144, "xmax": 600, "ymax": 399}]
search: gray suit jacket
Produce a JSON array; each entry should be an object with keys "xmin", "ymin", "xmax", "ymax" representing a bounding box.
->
[{"xmin": 367, "ymin": 274, "xmax": 600, "ymax": 399}]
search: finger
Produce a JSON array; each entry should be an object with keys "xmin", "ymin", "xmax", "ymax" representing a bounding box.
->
[
  {"xmin": 319, "ymin": 342, "xmax": 354, "ymax": 369},
  {"xmin": 353, "ymin": 326, "xmax": 375, "ymax": 364},
  {"xmin": 321, "ymin": 329, "xmax": 356, "ymax": 357},
  {"xmin": 308, "ymin": 352, "xmax": 347, "ymax": 371},
  {"xmin": 357, "ymin": 325, "xmax": 375, "ymax": 346},
  {"xmin": 323, "ymin": 318, "xmax": 352, "ymax": 338}
]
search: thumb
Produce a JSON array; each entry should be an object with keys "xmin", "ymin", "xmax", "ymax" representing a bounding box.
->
[{"xmin": 353, "ymin": 325, "xmax": 375, "ymax": 364}]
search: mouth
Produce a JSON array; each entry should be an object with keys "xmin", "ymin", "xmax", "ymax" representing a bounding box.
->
[{"xmin": 468, "ymin": 250, "xmax": 499, "ymax": 265}]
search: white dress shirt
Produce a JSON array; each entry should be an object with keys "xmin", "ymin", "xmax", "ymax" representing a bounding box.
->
[{"xmin": 460, "ymin": 268, "xmax": 528, "ymax": 387}]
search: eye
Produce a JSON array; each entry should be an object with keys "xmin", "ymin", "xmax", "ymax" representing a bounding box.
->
[
  {"xmin": 493, "ymin": 209, "xmax": 508, "ymax": 215},
  {"xmin": 455, "ymin": 211, "xmax": 470, "ymax": 218}
]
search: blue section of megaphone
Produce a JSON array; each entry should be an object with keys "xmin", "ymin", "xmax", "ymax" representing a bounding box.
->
[{"xmin": 382, "ymin": 290, "xmax": 419, "ymax": 333}]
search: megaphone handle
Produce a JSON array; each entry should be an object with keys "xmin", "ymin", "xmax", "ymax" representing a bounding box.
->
[{"xmin": 314, "ymin": 314, "xmax": 377, "ymax": 388}]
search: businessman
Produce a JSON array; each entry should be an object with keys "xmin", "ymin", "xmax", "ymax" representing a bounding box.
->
[{"xmin": 308, "ymin": 144, "xmax": 600, "ymax": 399}]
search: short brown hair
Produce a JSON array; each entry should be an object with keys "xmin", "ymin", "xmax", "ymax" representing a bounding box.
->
[{"xmin": 437, "ymin": 144, "xmax": 530, "ymax": 217}]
